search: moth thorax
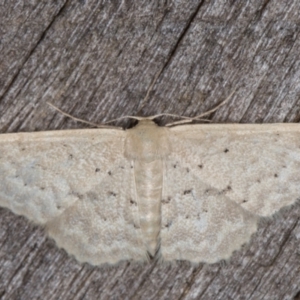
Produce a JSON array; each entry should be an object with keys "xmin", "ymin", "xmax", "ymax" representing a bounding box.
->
[{"xmin": 124, "ymin": 120, "xmax": 171, "ymax": 162}]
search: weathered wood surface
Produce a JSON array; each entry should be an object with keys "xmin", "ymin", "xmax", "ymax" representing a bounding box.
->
[{"xmin": 1, "ymin": 1, "xmax": 300, "ymax": 299}]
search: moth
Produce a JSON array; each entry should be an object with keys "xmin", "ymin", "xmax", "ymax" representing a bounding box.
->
[{"xmin": 1, "ymin": 116, "xmax": 300, "ymax": 265}]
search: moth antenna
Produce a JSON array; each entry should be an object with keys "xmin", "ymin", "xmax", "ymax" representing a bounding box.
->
[
  {"xmin": 46, "ymin": 102, "xmax": 122, "ymax": 129},
  {"xmin": 190, "ymin": 88, "xmax": 236, "ymax": 120},
  {"xmin": 165, "ymin": 118, "xmax": 211, "ymax": 127},
  {"xmin": 137, "ymin": 66, "xmax": 165, "ymax": 112},
  {"xmin": 148, "ymin": 113, "xmax": 192, "ymax": 120},
  {"xmin": 165, "ymin": 88, "xmax": 236, "ymax": 126},
  {"xmin": 104, "ymin": 116, "xmax": 144, "ymax": 124}
]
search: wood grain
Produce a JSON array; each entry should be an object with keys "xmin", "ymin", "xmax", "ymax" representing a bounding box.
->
[{"xmin": 1, "ymin": 1, "xmax": 300, "ymax": 299}]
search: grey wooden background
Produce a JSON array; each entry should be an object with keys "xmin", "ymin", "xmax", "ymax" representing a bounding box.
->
[{"xmin": 1, "ymin": 1, "xmax": 300, "ymax": 299}]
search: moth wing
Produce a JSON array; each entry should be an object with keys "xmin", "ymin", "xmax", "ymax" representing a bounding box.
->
[
  {"xmin": 160, "ymin": 124, "xmax": 300, "ymax": 263},
  {"xmin": 161, "ymin": 161, "xmax": 258, "ymax": 263},
  {"xmin": 169, "ymin": 124, "xmax": 300, "ymax": 216},
  {"xmin": 0, "ymin": 129, "xmax": 146, "ymax": 265}
]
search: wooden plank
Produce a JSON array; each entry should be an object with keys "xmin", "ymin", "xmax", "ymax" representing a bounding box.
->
[{"xmin": 1, "ymin": 0, "xmax": 300, "ymax": 299}]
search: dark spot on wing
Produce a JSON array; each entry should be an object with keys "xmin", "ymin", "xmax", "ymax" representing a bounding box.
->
[
  {"xmin": 40, "ymin": 187, "xmax": 45, "ymax": 190},
  {"xmin": 186, "ymin": 168, "xmax": 190, "ymax": 173},
  {"xmin": 162, "ymin": 197, "xmax": 171, "ymax": 204},
  {"xmin": 21, "ymin": 147, "xmax": 26, "ymax": 151},
  {"xmin": 86, "ymin": 191, "xmax": 99, "ymax": 202},
  {"xmin": 108, "ymin": 191, "xmax": 117, "ymax": 197},
  {"xmin": 219, "ymin": 185, "xmax": 232, "ymax": 195},
  {"xmin": 257, "ymin": 179, "xmax": 261, "ymax": 183},
  {"xmin": 274, "ymin": 173, "xmax": 278, "ymax": 178},
  {"xmin": 108, "ymin": 171, "xmax": 112, "ymax": 176},
  {"xmin": 119, "ymin": 166, "xmax": 124, "ymax": 169},
  {"xmin": 133, "ymin": 223, "xmax": 140, "ymax": 229},
  {"xmin": 71, "ymin": 192, "xmax": 84, "ymax": 200},
  {"xmin": 164, "ymin": 221, "xmax": 172, "ymax": 228},
  {"xmin": 130, "ymin": 199, "xmax": 137, "ymax": 205},
  {"xmin": 69, "ymin": 154, "xmax": 73, "ymax": 159},
  {"xmin": 95, "ymin": 168, "xmax": 100, "ymax": 172},
  {"xmin": 183, "ymin": 189, "xmax": 192, "ymax": 195},
  {"xmin": 185, "ymin": 215, "xmax": 189, "ymax": 219},
  {"xmin": 242, "ymin": 199, "xmax": 248, "ymax": 203},
  {"xmin": 224, "ymin": 148, "xmax": 229, "ymax": 153},
  {"xmin": 172, "ymin": 162, "xmax": 180, "ymax": 169},
  {"xmin": 198, "ymin": 164, "xmax": 203, "ymax": 169}
]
